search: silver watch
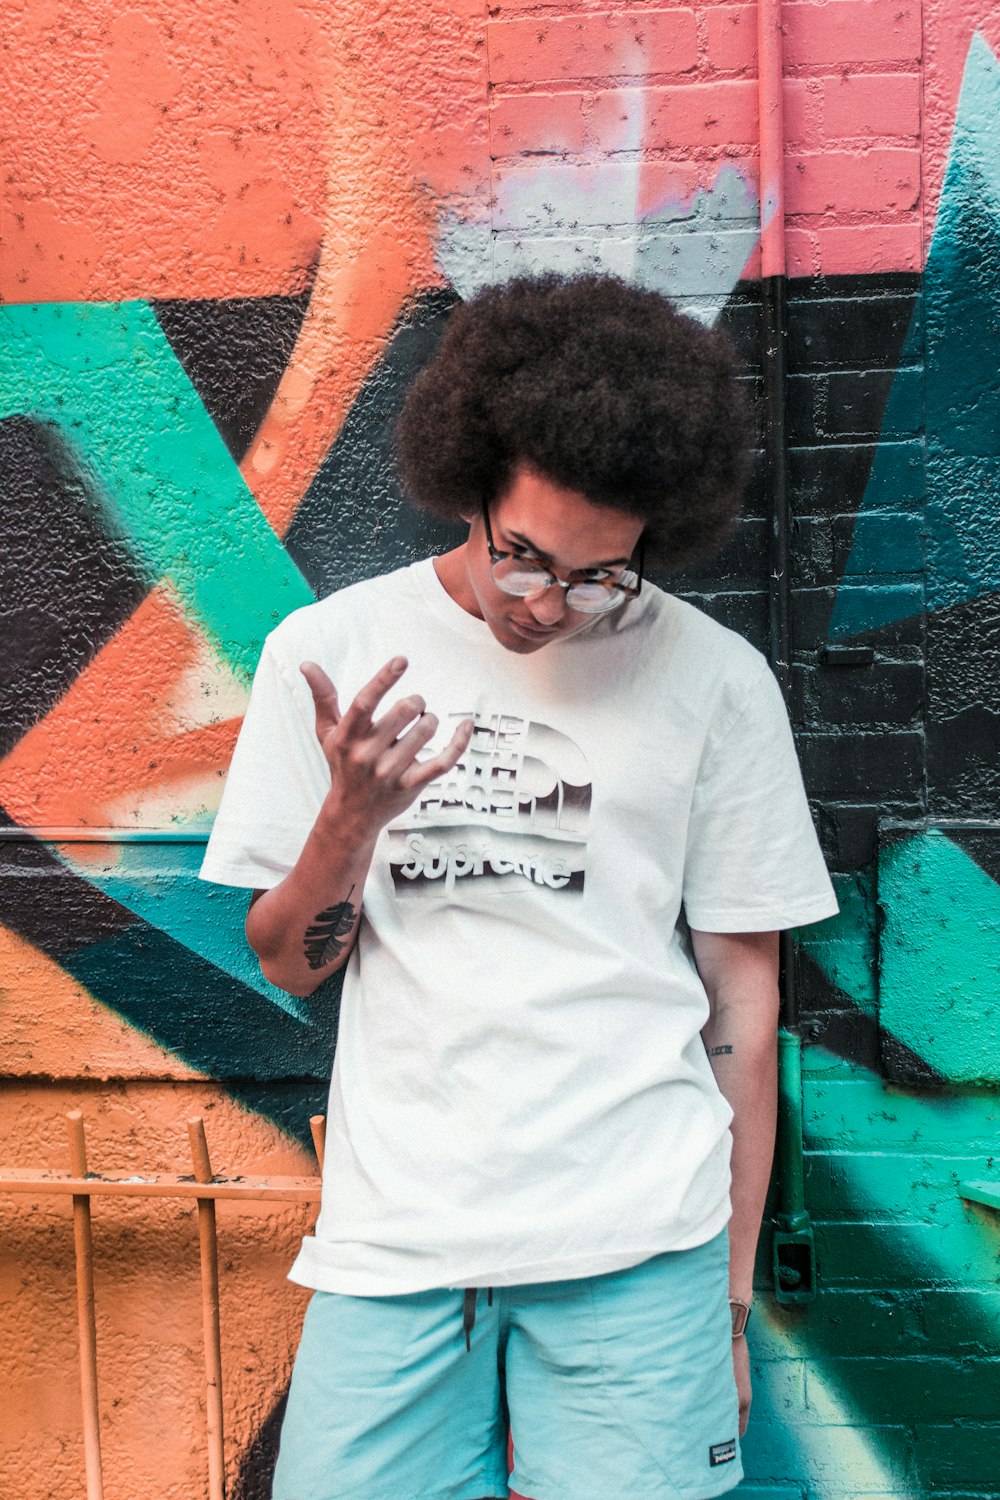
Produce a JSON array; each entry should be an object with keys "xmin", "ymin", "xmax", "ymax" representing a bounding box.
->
[{"xmin": 729, "ymin": 1298, "xmax": 752, "ymax": 1338}]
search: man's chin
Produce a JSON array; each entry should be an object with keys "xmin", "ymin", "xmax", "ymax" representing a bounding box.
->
[{"xmin": 497, "ymin": 619, "xmax": 561, "ymax": 652}]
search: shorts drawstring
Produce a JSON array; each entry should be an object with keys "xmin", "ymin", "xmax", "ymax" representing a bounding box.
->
[{"xmin": 461, "ymin": 1287, "xmax": 494, "ymax": 1351}]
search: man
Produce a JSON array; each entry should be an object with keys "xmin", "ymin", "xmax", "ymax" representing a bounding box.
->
[{"xmin": 201, "ymin": 272, "xmax": 837, "ymax": 1500}]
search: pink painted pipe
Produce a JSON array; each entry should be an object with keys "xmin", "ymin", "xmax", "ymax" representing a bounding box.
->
[{"xmin": 757, "ymin": 0, "xmax": 787, "ymax": 279}]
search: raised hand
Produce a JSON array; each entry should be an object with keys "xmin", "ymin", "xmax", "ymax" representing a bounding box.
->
[{"xmin": 300, "ymin": 656, "xmax": 473, "ymax": 838}]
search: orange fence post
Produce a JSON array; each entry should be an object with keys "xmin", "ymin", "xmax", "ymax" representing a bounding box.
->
[
  {"xmin": 188, "ymin": 1117, "xmax": 226, "ymax": 1500},
  {"xmin": 66, "ymin": 1110, "xmax": 104, "ymax": 1500},
  {"xmin": 309, "ymin": 1114, "xmax": 326, "ymax": 1173}
]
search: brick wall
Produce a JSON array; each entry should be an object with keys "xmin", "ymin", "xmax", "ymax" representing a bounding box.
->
[{"xmin": 3, "ymin": 2, "xmax": 999, "ymax": 1496}]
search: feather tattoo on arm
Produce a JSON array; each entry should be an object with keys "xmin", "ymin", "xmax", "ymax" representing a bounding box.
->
[{"xmin": 303, "ymin": 886, "xmax": 358, "ymax": 970}]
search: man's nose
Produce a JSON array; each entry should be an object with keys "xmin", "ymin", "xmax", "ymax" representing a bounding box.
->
[{"xmin": 526, "ymin": 579, "xmax": 568, "ymax": 625}]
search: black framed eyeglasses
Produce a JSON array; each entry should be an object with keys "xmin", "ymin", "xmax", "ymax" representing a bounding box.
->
[{"xmin": 481, "ymin": 502, "xmax": 644, "ymax": 615}]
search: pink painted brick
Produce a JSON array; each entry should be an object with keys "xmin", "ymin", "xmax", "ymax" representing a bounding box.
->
[
  {"xmin": 783, "ymin": 1, "xmax": 922, "ymax": 69},
  {"xmin": 782, "ymin": 78, "xmax": 814, "ymax": 144},
  {"xmin": 785, "ymin": 148, "xmax": 921, "ymax": 215},
  {"xmin": 490, "ymin": 91, "xmax": 588, "ymax": 155},
  {"xmin": 821, "ymin": 72, "xmax": 921, "ymax": 139},
  {"xmin": 785, "ymin": 219, "xmax": 924, "ymax": 280},
  {"xmin": 606, "ymin": 74, "xmax": 811, "ymax": 151},
  {"xmin": 487, "ymin": 10, "xmax": 698, "ymax": 85},
  {"xmin": 707, "ymin": 1, "xmax": 922, "ymax": 75},
  {"xmin": 812, "ymin": 220, "xmax": 924, "ymax": 274},
  {"xmin": 591, "ymin": 79, "xmax": 758, "ymax": 150},
  {"xmin": 784, "ymin": 226, "xmax": 820, "ymax": 277},
  {"xmin": 704, "ymin": 7, "xmax": 757, "ymax": 74}
]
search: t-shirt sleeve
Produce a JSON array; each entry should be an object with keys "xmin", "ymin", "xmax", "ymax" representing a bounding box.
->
[
  {"xmin": 199, "ymin": 635, "xmax": 329, "ymax": 890},
  {"xmin": 682, "ymin": 662, "xmax": 838, "ymax": 932}
]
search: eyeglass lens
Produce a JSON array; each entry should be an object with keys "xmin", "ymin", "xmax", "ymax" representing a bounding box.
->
[{"xmin": 492, "ymin": 557, "xmax": 628, "ymax": 613}]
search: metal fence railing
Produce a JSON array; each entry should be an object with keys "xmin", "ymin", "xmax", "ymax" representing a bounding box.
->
[{"xmin": 0, "ymin": 1111, "xmax": 325, "ymax": 1500}]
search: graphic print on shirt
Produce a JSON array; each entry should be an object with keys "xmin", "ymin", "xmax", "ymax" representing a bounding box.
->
[{"xmin": 387, "ymin": 708, "xmax": 591, "ymax": 898}]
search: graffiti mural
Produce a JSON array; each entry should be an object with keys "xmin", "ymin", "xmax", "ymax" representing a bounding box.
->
[{"xmin": 2, "ymin": 1, "xmax": 999, "ymax": 1496}]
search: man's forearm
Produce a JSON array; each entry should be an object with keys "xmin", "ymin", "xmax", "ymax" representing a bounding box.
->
[
  {"xmin": 692, "ymin": 929, "xmax": 779, "ymax": 1438},
  {"xmin": 691, "ymin": 929, "xmax": 780, "ymax": 1302},
  {"xmin": 703, "ymin": 1018, "xmax": 778, "ymax": 1301},
  {"xmin": 246, "ymin": 792, "xmax": 378, "ymax": 997}
]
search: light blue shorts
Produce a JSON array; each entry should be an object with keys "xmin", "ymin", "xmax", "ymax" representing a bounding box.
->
[{"xmin": 273, "ymin": 1229, "xmax": 742, "ymax": 1500}]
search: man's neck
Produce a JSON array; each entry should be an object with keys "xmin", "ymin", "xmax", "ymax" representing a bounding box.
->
[{"xmin": 433, "ymin": 544, "xmax": 483, "ymax": 619}]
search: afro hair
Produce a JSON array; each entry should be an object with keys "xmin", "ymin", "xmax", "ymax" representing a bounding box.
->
[{"xmin": 395, "ymin": 272, "xmax": 750, "ymax": 568}]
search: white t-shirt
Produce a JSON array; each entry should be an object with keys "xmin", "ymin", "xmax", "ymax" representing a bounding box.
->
[{"xmin": 201, "ymin": 559, "xmax": 837, "ymax": 1295}]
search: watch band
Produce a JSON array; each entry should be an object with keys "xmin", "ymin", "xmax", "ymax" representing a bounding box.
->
[{"xmin": 729, "ymin": 1298, "xmax": 752, "ymax": 1338}]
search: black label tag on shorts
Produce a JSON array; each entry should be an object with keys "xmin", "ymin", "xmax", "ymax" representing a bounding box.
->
[{"xmin": 709, "ymin": 1439, "xmax": 737, "ymax": 1467}]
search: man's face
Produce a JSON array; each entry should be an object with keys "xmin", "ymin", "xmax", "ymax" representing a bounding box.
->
[{"xmin": 461, "ymin": 467, "xmax": 645, "ymax": 654}]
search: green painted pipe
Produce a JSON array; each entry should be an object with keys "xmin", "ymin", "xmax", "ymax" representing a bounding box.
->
[
  {"xmin": 776, "ymin": 1025, "xmax": 809, "ymax": 1230},
  {"xmin": 773, "ymin": 1022, "xmax": 816, "ymax": 1302}
]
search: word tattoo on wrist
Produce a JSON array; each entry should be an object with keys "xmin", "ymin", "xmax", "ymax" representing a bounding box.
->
[
  {"xmin": 708, "ymin": 1044, "xmax": 733, "ymax": 1057},
  {"xmin": 304, "ymin": 886, "xmax": 358, "ymax": 970}
]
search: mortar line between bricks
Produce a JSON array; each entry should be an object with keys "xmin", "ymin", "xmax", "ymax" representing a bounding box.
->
[
  {"xmin": 488, "ymin": 61, "xmax": 927, "ymax": 88},
  {"xmin": 786, "ymin": 212, "xmax": 922, "ymax": 224},
  {"xmin": 491, "ymin": 151, "xmax": 919, "ymax": 167},
  {"xmin": 488, "ymin": 72, "xmax": 717, "ymax": 89},
  {"xmin": 488, "ymin": 74, "xmax": 715, "ymax": 94},
  {"xmin": 490, "ymin": 144, "xmax": 923, "ymax": 163},
  {"xmin": 781, "ymin": 62, "xmax": 923, "ymax": 77},
  {"xmin": 491, "ymin": 147, "xmax": 761, "ymax": 161}
]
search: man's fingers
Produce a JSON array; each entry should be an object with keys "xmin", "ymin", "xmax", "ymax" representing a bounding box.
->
[
  {"xmin": 369, "ymin": 694, "xmax": 428, "ymax": 755},
  {"xmin": 340, "ymin": 657, "xmax": 408, "ymax": 735},
  {"xmin": 378, "ymin": 713, "xmax": 440, "ymax": 780},
  {"xmin": 398, "ymin": 718, "xmax": 474, "ymax": 792},
  {"xmin": 300, "ymin": 661, "xmax": 341, "ymax": 738}
]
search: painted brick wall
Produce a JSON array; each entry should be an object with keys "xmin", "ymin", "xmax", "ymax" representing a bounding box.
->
[{"xmin": 2, "ymin": 2, "xmax": 999, "ymax": 1496}]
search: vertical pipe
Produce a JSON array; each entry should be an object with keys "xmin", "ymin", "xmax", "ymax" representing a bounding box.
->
[
  {"xmin": 67, "ymin": 1111, "xmax": 104, "ymax": 1500},
  {"xmin": 776, "ymin": 1028, "xmax": 809, "ymax": 1229},
  {"xmin": 757, "ymin": 0, "xmax": 787, "ymax": 285},
  {"xmin": 757, "ymin": 0, "xmax": 811, "ymax": 1251},
  {"xmin": 188, "ymin": 1117, "xmax": 226, "ymax": 1500},
  {"xmin": 758, "ymin": 0, "xmax": 798, "ymax": 1038},
  {"xmin": 759, "ymin": 0, "xmax": 791, "ymax": 718}
]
